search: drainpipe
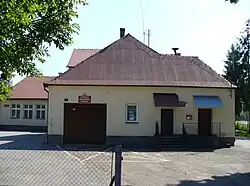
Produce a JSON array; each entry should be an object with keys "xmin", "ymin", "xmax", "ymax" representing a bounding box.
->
[{"xmin": 43, "ymin": 83, "xmax": 49, "ymax": 144}]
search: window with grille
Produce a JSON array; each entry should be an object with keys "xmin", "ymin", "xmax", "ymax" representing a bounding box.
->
[
  {"xmin": 23, "ymin": 104, "xmax": 33, "ymax": 119},
  {"xmin": 36, "ymin": 104, "xmax": 46, "ymax": 120},
  {"xmin": 10, "ymin": 104, "xmax": 21, "ymax": 119},
  {"xmin": 125, "ymin": 104, "xmax": 139, "ymax": 123}
]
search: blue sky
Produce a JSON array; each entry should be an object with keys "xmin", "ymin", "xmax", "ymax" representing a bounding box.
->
[{"xmin": 13, "ymin": 0, "xmax": 250, "ymax": 84}]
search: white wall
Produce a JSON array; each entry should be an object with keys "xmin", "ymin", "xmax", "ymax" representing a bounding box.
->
[
  {"xmin": 48, "ymin": 86, "xmax": 235, "ymax": 137},
  {"xmin": 0, "ymin": 100, "xmax": 48, "ymax": 127}
]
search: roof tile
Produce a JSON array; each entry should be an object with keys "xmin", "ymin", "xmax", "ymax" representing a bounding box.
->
[
  {"xmin": 47, "ymin": 34, "xmax": 232, "ymax": 88},
  {"xmin": 67, "ymin": 49, "xmax": 100, "ymax": 67},
  {"xmin": 10, "ymin": 76, "xmax": 54, "ymax": 100}
]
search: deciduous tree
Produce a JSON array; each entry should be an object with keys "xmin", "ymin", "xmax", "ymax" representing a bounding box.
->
[
  {"xmin": 0, "ymin": 0, "xmax": 87, "ymax": 101},
  {"xmin": 225, "ymin": 0, "xmax": 239, "ymax": 3}
]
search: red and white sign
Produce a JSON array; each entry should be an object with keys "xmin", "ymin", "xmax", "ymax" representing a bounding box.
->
[{"xmin": 78, "ymin": 94, "xmax": 91, "ymax": 103}]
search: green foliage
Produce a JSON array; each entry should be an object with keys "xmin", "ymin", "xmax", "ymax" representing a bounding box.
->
[
  {"xmin": 223, "ymin": 44, "xmax": 244, "ymax": 115},
  {"xmin": 235, "ymin": 121, "xmax": 248, "ymax": 131},
  {"xmin": 225, "ymin": 0, "xmax": 239, "ymax": 3},
  {"xmin": 235, "ymin": 121, "xmax": 250, "ymax": 136},
  {"xmin": 0, "ymin": 0, "xmax": 87, "ymax": 101},
  {"xmin": 224, "ymin": 19, "xmax": 250, "ymax": 116},
  {"xmin": 235, "ymin": 130, "xmax": 250, "ymax": 136}
]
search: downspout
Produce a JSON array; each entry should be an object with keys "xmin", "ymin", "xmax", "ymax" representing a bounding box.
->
[{"xmin": 43, "ymin": 83, "xmax": 49, "ymax": 144}]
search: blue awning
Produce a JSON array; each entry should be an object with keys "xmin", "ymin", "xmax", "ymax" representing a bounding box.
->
[{"xmin": 193, "ymin": 95, "xmax": 223, "ymax": 108}]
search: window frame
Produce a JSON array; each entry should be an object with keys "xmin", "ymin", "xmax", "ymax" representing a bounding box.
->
[
  {"xmin": 10, "ymin": 104, "xmax": 21, "ymax": 119},
  {"xmin": 23, "ymin": 104, "xmax": 33, "ymax": 119},
  {"xmin": 125, "ymin": 104, "xmax": 139, "ymax": 123},
  {"xmin": 35, "ymin": 104, "xmax": 46, "ymax": 120}
]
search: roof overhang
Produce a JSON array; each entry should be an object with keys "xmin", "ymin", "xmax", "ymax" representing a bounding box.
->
[
  {"xmin": 193, "ymin": 95, "xmax": 223, "ymax": 108},
  {"xmin": 43, "ymin": 83, "xmax": 234, "ymax": 89},
  {"xmin": 153, "ymin": 93, "xmax": 186, "ymax": 107}
]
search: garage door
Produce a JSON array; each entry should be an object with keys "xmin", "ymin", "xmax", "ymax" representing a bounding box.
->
[{"xmin": 63, "ymin": 103, "xmax": 107, "ymax": 144}]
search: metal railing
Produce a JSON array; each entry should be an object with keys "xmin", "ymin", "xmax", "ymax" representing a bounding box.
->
[{"xmin": 182, "ymin": 122, "xmax": 222, "ymax": 136}]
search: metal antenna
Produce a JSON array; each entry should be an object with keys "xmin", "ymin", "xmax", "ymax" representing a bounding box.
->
[
  {"xmin": 147, "ymin": 29, "xmax": 151, "ymax": 47},
  {"xmin": 140, "ymin": 0, "xmax": 145, "ymax": 43}
]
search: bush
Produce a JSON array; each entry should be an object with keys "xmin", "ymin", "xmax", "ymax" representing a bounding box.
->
[
  {"xmin": 235, "ymin": 121, "xmax": 248, "ymax": 131},
  {"xmin": 235, "ymin": 121, "xmax": 250, "ymax": 136}
]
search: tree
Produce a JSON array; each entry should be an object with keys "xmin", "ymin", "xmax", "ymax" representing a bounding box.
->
[
  {"xmin": 225, "ymin": 0, "xmax": 240, "ymax": 3},
  {"xmin": 0, "ymin": 0, "xmax": 87, "ymax": 101},
  {"xmin": 224, "ymin": 19, "xmax": 250, "ymax": 117},
  {"xmin": 224, "ymin": 44, "xmax": 245, "ymax": 116}
]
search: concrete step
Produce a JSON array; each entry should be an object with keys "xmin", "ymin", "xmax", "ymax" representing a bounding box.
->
[{"xmin": 157, "ymin": 136, "xmax": 186, "ymax": 151}]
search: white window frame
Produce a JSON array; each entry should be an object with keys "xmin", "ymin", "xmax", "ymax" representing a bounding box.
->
[
  {"xmin": 23, "ymin": 104, "xmax": 33, "ymax": 119},
  {"xmin": 125, "ymin": 104, "xmax": 139, "ymax": 123},
  {"xmin": 36, "ymin": 104, "xmax": 46, "ymax": 120},
  {"xmin": 10, "ymin": 104, "xmax": 21, "ymax": 119}
]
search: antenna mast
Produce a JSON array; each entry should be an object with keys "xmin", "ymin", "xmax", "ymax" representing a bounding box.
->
[
  {"xmin": 147, "ymin": 29, "xmax": 151, "ymax": 47},
  {"xmin": 140, "ymin": 0, "xmax": 146, "ymax": 43}
]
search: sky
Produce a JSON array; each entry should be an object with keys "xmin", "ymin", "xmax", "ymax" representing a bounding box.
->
[{"xmin": 13, "ymin": 0, "xmax": 250, "ymax": 84}]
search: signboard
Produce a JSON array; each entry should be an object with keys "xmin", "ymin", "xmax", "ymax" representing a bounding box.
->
[
  {"xmin": 78, "ymin": 94, "xmax": 91, "ymax": 103},
  {"xmin": 186, "ymin": 114, "xmax": 192, "ymax": 120}
]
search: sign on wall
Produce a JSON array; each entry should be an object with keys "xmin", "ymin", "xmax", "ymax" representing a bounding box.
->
[
  {"xmin": 78, "ymin": 94, "xmax": 91, "ymax": 103},
  {"xmin": 186, "ymin": 114, "xmax": 192, "ymax": 120}
]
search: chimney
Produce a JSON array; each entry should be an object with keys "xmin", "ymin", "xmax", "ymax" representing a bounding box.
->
[
  {"xmin": 120, "ymin": 28, "xmax": 125, "ymax": 38},
  {"xmin": 172, "ymin": 48, "xmax": 181, "ymax": 56}
]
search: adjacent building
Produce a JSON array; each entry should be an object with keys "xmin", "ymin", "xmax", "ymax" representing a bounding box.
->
[{"xmin": 0, "ymin": 76, "xmax": 53, "ymax": 131}]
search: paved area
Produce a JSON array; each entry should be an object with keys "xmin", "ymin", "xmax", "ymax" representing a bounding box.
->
[
  {"xmin": 0, "ymin": 131, "xmax": 249, "ymax": 186},
  {"xmin": 0, "ymin": 132, "xmax": 114, "ymax": 186},
  {"xmin": 122, "ymin": 140, "xmax": 250, "ymax": 186}
]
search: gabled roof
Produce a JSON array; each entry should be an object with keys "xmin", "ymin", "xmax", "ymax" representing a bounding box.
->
[
  {"xmin": 9, "ymin": 76, "xmax": 54, "ymax": 100},
  {"xmin": 67, "ymin": 49, "xmax": 100, "ymax": 68},
  {"xmin": 46, "ymin": 34, "xmax": 232, "ymax": 88}
]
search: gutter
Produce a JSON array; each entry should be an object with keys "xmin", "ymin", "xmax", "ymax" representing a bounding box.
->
[{"xmin": 43, "ymin": 83, "xmax": 49, "ymax": 144}]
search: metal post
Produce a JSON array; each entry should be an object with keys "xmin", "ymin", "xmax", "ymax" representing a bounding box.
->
[
  {"xmin": 147, "ymin": 29, "xmax": 150, "ymax": 47},
  {"xmin": 114, "ymin": 145, "xmax": 122, "ymax": 186}
]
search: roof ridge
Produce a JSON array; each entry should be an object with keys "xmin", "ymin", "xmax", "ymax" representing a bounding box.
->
[{"xmin": 126, "ymin": 34, "xmax": 160, "ymax": 56}]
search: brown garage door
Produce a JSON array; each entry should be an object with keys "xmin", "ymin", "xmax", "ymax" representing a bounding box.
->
[{"xmin": 63, "ymin": 103, "xmax": 107, "ymax": 144}]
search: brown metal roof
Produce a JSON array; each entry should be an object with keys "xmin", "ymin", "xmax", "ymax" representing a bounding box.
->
[
  {"xmin": 9, "ymin": 76, "xmax": 54, "ymax": 100},
  {"xmin": 46, "ymin": 34, "xmax": 232, "ymax": 88},
  {"xmin": 67, "ymin": 49, "xmax": 100, "ymax": 68}
]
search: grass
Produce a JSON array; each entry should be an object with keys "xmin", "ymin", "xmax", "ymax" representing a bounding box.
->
[{"xmin": 235, "ymin": 121, "xmax": 250, "ymax": 137}]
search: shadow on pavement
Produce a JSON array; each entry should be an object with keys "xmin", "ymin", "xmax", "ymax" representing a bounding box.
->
[
  {"xmin": 173, "ymin": 172, "xmax": 250, "ymax": 186},
  {"xmin": 124, "ymin": 148, "xmax": 216, "ymax": 153},
  {"xmin": 0, "ymin": 133, "xmax": 57, "ymax": 151},
  {"xmin": 0, "ymin": 132, "xmax": 114, "ymax": 151}
]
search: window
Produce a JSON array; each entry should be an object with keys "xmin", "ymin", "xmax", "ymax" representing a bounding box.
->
[
  {"xmin": 125, "ymin": 104, "xmax": 139, "ymax": 123},
  {"xmin": 36, "ymin": 104, "xmax": 46, "ymax": 120},
  {"xmin": 10, "ymin": 104, "xmax": 21, "ymax": 119},
  {"xmin": 23, "ymin": 104, "xmax": 33, "ymax": 119}
]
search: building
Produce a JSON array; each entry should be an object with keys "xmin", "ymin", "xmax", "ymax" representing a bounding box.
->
[
  {"xmin": 44, "ymin": 29, "xmax": 236, "ymax": 148},
  {"xmin": 0, "ymin": 76, "xmax": 53, "ymax": 132}
]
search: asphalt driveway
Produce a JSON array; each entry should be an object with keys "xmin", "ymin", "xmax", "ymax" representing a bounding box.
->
[
  {"xmin": 0, "ymin": 132, "xmax": 249, "ymax": 186},
  {"xmin": 122, "ymin": 139, "xmax": 250, "ymax": 186}
]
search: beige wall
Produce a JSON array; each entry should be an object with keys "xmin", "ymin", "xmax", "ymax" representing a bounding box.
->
[
  {"xmin": 48, "ymin": 86, "xmax": 235, "ymax": 137},
  {"xmin": 0, "ymin": 100, "xmax": 48, "ymax": 127}
]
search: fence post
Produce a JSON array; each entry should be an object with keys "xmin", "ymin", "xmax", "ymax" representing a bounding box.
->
[{"xmin": 114, "ymin": 145, "xmax": 122, "ymax": 186}]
